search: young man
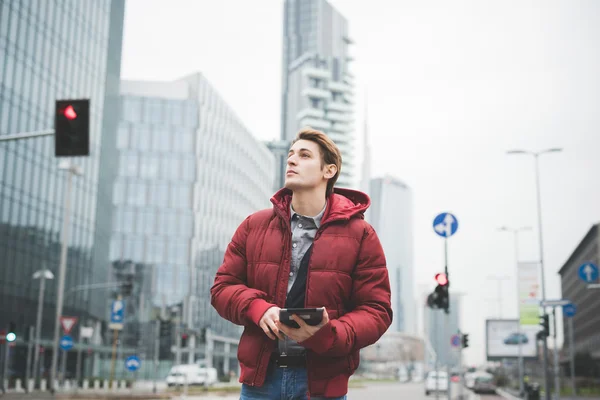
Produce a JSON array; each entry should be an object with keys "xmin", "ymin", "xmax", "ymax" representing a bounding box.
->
[{"xmin": 211, "ymin": 128, "xmax": 392, "ymax": 399}]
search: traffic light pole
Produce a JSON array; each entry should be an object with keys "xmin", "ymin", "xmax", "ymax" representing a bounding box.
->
[
  {"xmin": 444, "ymin": 238, "xmax": 451, "ymax": 400},
  {"xmin": 153, "ymin": 320, "xmax": 160, "ymax": 394},
  {"xmin": 0, "ymin": 130, "xmax": 53, "ymax": 142}
]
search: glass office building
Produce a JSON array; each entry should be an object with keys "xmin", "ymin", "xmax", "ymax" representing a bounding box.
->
[
  {"xmin": 110, "ymin": 74, "xmax": 275, "ymax": 378},
  {"xmin": 369, "ymin": 176, "xmax": 416, "ymax": 333},
  {"xmin": 0, "ymin": 0, "xmax": 125, "ymax": 380}
]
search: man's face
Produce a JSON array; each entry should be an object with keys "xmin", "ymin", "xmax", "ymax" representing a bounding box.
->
[{"xmin": 284, "ymin": 139, "xmax": 334, "ymax": 192}]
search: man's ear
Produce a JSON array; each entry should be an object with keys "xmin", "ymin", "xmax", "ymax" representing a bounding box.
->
[{"xmin": 324, "ymin": 164, "xmax": 337, "ymax": 179}]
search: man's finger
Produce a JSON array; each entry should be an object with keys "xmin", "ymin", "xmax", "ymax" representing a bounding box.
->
[
  {"xmin": 267, "ymin": 319, "xmax": 284, "ymax": 340},
  {"xmin": 260, "ymin": 321, "xmax": 275, "ymax": 340},
  {"xmin": 321, "ymin": 308, "xmax": 329, "ymax": 324},
  {"xmin": 291, "ymin": 314, "xmax": 308, "ymax": 328}
]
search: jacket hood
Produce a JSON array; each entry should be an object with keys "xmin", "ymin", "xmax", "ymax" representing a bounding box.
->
[{"xmin": 270, "ymin": 187, "xmax": 371, "ymax": 224}]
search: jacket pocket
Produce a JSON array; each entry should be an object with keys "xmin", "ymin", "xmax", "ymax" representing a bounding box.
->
[{"xmin": 237, "ymin": 326, "xmax": 266, "ymax": 369}]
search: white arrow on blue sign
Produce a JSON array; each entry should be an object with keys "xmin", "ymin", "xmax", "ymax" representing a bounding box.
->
[
  {"xmin": 563, "ymin": 304, "xmax": 577, "ymax": 318},
  {"xmin": 59, "ymin": 335, "xmax": 74, "ymax": 351},
  {"xmin": 110, "ymin": 300, "xmax": 125, "ymax": 324},
  {"xmin": 125, "ymin": 355, "xmax": 141, "ymax": 372},
  {"xmin": 433, "ymin": 213, "xmax": 459, "ymax": 238},
  {"xmin": 578, "ymin": 262, "xmax": 598, "ymax": 283}
]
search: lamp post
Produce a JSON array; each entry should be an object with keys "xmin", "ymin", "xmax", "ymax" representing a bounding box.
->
[
  {"xmin": 32, "ymin": 268, "xmax": 54, "ymax": 385},
  {"xmin": 498, "ymin": 225, "xmax": 532, "ymax": 395},
  {"xmin": 506, "ymin": 147, "xmax": 562, "ymax": 400}
]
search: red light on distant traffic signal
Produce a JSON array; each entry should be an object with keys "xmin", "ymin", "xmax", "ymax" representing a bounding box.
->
[
  {"xmin": 435, "ymin": 273, "xmax": 448, "ymax": 286},
  {"xmin": 64, "ymin": 105, "xmax": 77, "ymax": 120}
]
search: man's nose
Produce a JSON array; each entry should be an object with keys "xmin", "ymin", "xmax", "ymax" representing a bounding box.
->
[{"xmin": 287, "ymin": 155, "xmax": 297, "ymax": 166}]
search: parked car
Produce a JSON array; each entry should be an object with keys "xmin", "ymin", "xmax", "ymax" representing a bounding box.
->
[
  {"xmin": 503, "ymin": 332, "xmax": 528, "ymax": 345},
  {"xmin": 465, "ymin": 371, "xmax": 493, "ymax": 389},
  {"xmin": 425, "ymin": 371, "xmax": 448, "ymax": 396},
  {"xmin": 473, "ymin": 375, "xmax": 496, "ymax": 394},
  {"xmin": 166, "ymin": 364, "xmax": 218, "ymax": 387}
]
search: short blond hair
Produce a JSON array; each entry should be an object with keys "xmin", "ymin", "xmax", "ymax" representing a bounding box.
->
[{"xmin": 292, "ymin": 128, "xmax": 342, "ymax": 196}]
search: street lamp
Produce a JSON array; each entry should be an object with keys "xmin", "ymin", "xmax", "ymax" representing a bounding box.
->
[
  {"xmin": 498, "ymin": 225, "xmax": 532, "ymax": 395},
  {"xmin": 32, "ymin": 267, "xmax": 54, "ymax": 385},
  {"xmin": 50, "ymin": 161, "xmax": 83, "ymax": 392},
  {"xmin": 506, "ymin": 147, "xmax": 563, "ymax": 400}
]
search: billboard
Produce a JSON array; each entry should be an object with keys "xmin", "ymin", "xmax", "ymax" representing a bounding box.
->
[
  {"xmin": 486, "ymin": 319, "xmax": 538, "ymax": 360},
  {"xmin": 518, "ymin": 262, "xmax": 540, "ymax": 325}
]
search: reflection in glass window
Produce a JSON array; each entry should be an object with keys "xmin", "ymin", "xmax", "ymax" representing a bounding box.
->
[
  {"xmin": 153, "ymin": 128, "xmax": 170, "ymax": 152},
  {"xmin": 147, "ymin": 237, "xmax": 164, "ymax": 263},
  {"xmin": 138, "ymin": 210, "xmax": 155, "ymax": 234},
  {"xmin": 127, "ymin": 182, "xmax": 146, "ymax": 206},
  {"xmin": 113, "ymin": 181, "xmax": 125, "ymax": 204},
  {"xmin": 180, "ymin": 157, "xmax": 195, "ymax": 181},
  {"xmin": 134, "ymin": 126, "xmax": 151, "ymax": 151},
  {"xmin": 122, "ymin": 97, "xmax": 142, "ymax": 123},
  {"xmin": 139, "ymin": 156, "xmax": 159, "ymax": 179},
  {"xmin": 110, "ymin": 236, "xmax": 121, "ymax": 261},
  {"xmin": 116, "ymin": 125, "xmax": 129, "ymax": 149},
  {"xmin": 120, "ymin": 153, "xmax": 138, "ymax": 177},
  {"xmin": 122, "ymin": 209, "xmax": 135, "ymax": 233}
]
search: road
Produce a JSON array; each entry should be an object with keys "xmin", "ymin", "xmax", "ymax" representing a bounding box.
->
[{"xmin": 171, "ymin": 381, "xmax": 507, "ymax": 400}]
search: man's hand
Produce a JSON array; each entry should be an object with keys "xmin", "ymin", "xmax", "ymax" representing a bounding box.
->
[
  {"xmin": 258, "ymin": 306, "xmax": 284, "ymax": 340},
  {"xmin": 276, "ymin": 308, "xmax": 329, "ymax": 343}
]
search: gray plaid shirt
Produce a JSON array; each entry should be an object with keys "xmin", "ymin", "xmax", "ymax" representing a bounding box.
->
[{"xmin": 278, "ymin": 202, "xmax": 326, "ymax": 355}]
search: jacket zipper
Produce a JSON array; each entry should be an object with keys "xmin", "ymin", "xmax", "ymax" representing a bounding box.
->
[{"xmin": 252, "ymin": 209, "xmax": 291, "ymax": 386}]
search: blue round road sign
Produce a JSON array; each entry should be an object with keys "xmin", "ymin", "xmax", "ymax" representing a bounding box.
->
[
  {"xmin": 59, "ymin": 335, "xmax": 74, "ymax": 351},
  {"xmin": 125, "ymin": 355, "xmax": 141, "ymax": 372},
  {"xmin": 451, "ymin": 334, "xmax": 461, "ymax": 347},
  {"xmin": 433, "ymin": 213, "xmax": 459, "ymax": 238},
  {"xmin": 563, "ymin": 304, "xmax": 577, "ymax": 318},
  {"xmin": 578, "ymin": 262, "xmax": 599, "ymax": 283}
]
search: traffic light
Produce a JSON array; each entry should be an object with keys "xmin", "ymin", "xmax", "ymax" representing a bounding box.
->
[
  {"xmin": 427, "ymin": 273, "xmax": 450, "ymax": 314},
  {"xmin": 121, "ymin": 274, "xmax": 134, "ymax": 296},
  {"xmin": 539, "ymin": 314, "xmax": 549, "ymax": 338},
  {"xmin": 159, "ymin": 319, "xmax": 172, "ymax": 339},
  {"xmin": 461, "ymin": 333, "xmax": 469, "ymax": 349},
  {"xmin": 181, "ymin": 333, "xmax": 188, "ymax": 348},
  {"xmin": 6, "ymin": 321, "xmax": 16, "ymax": 342},
  {"xmin": 199, "ymin": 327, "xmax": 206, "ymax": 344},
  {"xmin": 55, "ymin": 99, "xmax": 90, "ymax": 156}
]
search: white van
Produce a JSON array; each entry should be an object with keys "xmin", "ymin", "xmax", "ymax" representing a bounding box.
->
[{"xmin": 166, "ymin": 364, "xmax": 218, "ymax": 387}]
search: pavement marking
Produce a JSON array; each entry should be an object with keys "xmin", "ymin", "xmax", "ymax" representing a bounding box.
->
[{"xmin": 496, "ymin": 388, "xmax": 521, "ymax": 400}]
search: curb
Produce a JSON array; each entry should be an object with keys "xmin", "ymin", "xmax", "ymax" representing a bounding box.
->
[{"xmin": 496, "ymin": 388, "xmax": 521, "ymax": 400}]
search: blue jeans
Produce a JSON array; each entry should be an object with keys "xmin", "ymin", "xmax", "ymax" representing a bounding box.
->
[{"xmin": 240, "ymin": 363, "xmax": 347, "ymax": 400}]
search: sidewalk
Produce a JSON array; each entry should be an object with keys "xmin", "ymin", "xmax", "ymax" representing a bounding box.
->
[{"xmin": 497, "ymin": 387, "xmax": 600, "ymax": 400}]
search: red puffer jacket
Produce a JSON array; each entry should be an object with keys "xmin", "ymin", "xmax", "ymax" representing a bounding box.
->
[{"xmin": 211, "ymin": 188, "xmax": 393, "ymax": 398}]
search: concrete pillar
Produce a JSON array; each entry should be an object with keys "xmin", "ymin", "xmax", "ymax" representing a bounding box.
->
[{"xmin": 224, "ymin": 343, "xmax": 230, "ymax": 374}]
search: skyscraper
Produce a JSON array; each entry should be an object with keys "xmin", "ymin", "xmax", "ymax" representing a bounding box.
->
[
  {"xmin": 424, "ymin": 294, "xmax": 461, "ymax": 367},
  {"xmin": 369, "ymin": 176, "xmax": 415, "ymax": 333},
  {"xmin": 0, "ymin": 0, "xmax": 125, "ymax": 378},
  {"xmin": 280, "ymin": 0, "xmax": 355, "ymax": 188}
]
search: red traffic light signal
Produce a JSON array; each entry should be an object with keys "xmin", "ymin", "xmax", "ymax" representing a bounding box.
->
[
  {"xmin": 55, "ymin": 99, "xmax": 90, "ymax": 157},
  {"xmin": 63, "ymin": 105, "xmax": 78, "ymax": 120},
  {"xmin": 435, "ymin": 273, "xmax": 448, "ymax": 286}
]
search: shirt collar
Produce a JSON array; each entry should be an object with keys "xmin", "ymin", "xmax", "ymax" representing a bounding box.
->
[{"xmin": 290, "ymin": 201, "xmax": 327, "ymax": 229}]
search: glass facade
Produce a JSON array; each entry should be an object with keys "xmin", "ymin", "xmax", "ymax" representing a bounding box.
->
[
  {"xmin": 110, "ymin": 74, "xmax": 275, "ymax": 378},
  {"xmin": 0, "ymin": 0, "xmax": 125, "ymax": 381},
  {"xmin": 369, "ymin": 176, "xmax": 416, "ymax": 333}
]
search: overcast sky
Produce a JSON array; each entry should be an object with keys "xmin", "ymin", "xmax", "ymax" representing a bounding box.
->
[{"xmin": 121, "ymin": 0, "xmax": 600, "ymax": 365}]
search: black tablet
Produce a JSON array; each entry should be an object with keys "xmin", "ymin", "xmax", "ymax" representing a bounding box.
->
[{"xmin": 279, "ymin": 307, "xmax": 324, "ymax": 329}]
